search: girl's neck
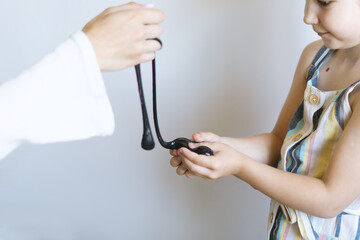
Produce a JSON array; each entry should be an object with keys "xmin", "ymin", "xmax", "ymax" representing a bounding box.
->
[{"xmin": 338, "ymin": 44, "xmax": 360, "ymax": 67}]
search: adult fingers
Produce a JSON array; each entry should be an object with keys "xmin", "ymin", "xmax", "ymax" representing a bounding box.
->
[
  {"xmin": 102, "ymin": 2, "xmax": 143, "ymax": 15},
  {"xmin": 144, "ymin": 24, "xmax": 163, "ymax": 41},
  {"xmin": 142, "ymin": 39, "xmax": 162, "ymax": 53},
  {"xmin": 139, "ymin": 9, "xmax": 165, "ymax": 24},
  {"xmin": 138, "ymin": 52, "xmax": 155, "ymax": 64},
  {"xmin": 105, "ymin": 6, "xmax": 164, "ymax": 26}
]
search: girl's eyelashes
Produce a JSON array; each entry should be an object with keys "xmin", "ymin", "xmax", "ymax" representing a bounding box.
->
[{"xmin": 317, "ymin": 0, "xmax": 331, "ymax": 7}]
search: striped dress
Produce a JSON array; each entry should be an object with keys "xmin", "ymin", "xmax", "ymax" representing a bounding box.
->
[{"xmin": 267, "ymin": 46, "xmax": 360, "ymax": 240}]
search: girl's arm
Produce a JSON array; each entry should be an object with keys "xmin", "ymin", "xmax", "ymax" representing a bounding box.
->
[
  {"xmin": 178, "ymin": 40, "xmax": 360, "ymax": 218},
  {"xmin": 180, "ymin": 98, "xmax": 360, "ymax": 218},
  {"xmin": 187, "ymin": 132, "xmax": 284, "ymax": 167},
  {"xmin": 170, "ymin": 133, "xmax": 284, "ymax": 175},
  {"xmin": 222, "ymin": 40, "xmax": 324, "ymax": 165},
  {"xmin": 171, "ymin": 40, "xmax": 323, "ymax": 172},
  {"xmin": 175, "ymin": 40, "xmax": 360, "ymax": 218}
]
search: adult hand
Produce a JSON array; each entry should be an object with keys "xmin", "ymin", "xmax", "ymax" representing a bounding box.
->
[{"xmin": 83, "ymin": 2, "xmax": 165, "ymax": 71}]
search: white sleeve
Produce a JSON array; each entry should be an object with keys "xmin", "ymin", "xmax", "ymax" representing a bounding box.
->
[{"xmin": 0, "ymin": 31, "xmax": 115, "ymax": 160}]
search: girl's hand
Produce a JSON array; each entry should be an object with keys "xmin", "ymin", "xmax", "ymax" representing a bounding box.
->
[
  {"xmin": 175, "ymin": 141, "xmax": 243, "ymax": 180},
  {"xmin": 170, "ymin": 149, "xmax": 190, "ymax": 176},
  {"xmin": 83, "ymin": 2, "xmax": 165, "ymax": 71},
  {"xmin": 169, "ymin": 132, "xmax": 223, "ymax": 178},
  {"xmin": 192, "ymin": 132, "xmax": 223, "ymax": 143}
]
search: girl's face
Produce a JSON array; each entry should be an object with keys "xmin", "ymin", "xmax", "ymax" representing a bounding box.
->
[{"xmin": 304, "ymin": 0, "xmax": 360, "ymax": 49}]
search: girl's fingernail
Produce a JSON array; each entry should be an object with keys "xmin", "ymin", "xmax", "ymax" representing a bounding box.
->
[{"xmin": 144, "ymin": 4, "xmax": 155, "ymax": 8}]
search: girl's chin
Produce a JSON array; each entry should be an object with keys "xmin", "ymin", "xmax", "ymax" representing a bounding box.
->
[
  {"xmin": 319, "ymin": 38, "xmax": 339, "ymax": 50},
  {"xmin": 321, "ymin": 37, "xmax": 360, "ymax": 50}
]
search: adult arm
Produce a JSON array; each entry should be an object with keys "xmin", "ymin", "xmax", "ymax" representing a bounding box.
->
[
  {"xmin": 0, "ymin": 3, "xmax": 165, "ymax": 159},
  {"xmin": 0, "ymin": 31, "xmax": 114, "ymax": 159}
]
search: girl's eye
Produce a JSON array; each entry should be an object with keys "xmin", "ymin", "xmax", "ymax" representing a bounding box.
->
[{"xmin": 317, "ymin": 0, "xmax": 331, "ymax": 6}]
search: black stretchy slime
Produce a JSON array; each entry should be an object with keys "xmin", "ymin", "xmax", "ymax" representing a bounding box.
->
[{"xmin": 135, "ymin": 39, "xmax": 213, "ymax": 156}]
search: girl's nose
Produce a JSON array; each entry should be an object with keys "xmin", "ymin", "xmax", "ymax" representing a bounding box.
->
[{"xmin": 303, "ymin": 1, "xmax": 319, "ymax": 25}]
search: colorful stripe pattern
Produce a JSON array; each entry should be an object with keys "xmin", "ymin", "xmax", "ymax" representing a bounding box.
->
[{"xmin": 267, "ymin": 46, "xmax": 360, "ymax": 239}]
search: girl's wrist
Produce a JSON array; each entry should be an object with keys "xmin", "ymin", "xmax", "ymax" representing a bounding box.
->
[
  {"xmin": 233, "ymin": 151, "xmax": 252, "ymax": 178},
  {"xmin": 220, "ymin": 136, "xmax": 234, "ymax": 147},
  {"xmin": 216, "ymin": 136, "xmax": 224, "ymax": 144}
]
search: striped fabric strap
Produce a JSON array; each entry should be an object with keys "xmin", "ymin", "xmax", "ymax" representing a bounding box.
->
[{"xmin": 306, "ymin": 46, "xmax": 333, "ymax": 81}]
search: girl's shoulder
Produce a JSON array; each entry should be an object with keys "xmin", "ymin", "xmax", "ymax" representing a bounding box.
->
[
  {"xmin": 302, "ymin": 39, "xmax": 324, "ymax": 60},
  {"xmin": 299, "ymin": 40, "xmax": 324, "ymax": 79},
  {"xmin": 303, "ymin": 39, "xmax": 324, "ymax": 53}
]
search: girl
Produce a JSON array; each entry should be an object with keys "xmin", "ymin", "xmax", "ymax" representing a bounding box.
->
[{"xmin": 170, "ymin": 0, "xmax": 360, "ymax": 239}]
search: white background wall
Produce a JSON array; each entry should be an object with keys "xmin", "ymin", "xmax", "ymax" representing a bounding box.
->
[{"xmin": 0, "ymin": 0, "xmax": 317, "ymax": 239}]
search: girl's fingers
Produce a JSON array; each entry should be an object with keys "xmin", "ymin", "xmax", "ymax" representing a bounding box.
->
[
  {"xmin": 185, "ymin": 171, "xmax": 195, "ymax": 178},
  {"xmin": 178, "ymin": 147, "xmax": 215, "ymax": 169},
  {"xmin": 192, "ymin": 132, "xmax": 221, "ymax": 143},
  {"xmin": 170, "ymin": 156, "xmax": 182, "ymax": 167},
  {"xmin": 189, "ymin": 141, "xmax": 222, "ymax": 153},
  {"xmin": 176, "ymin": 164, "xmax": 188, "ymax": 175},
  {"xmin": 169, "ymin": 149, "xmax": 178, "ymax": 157},
  {"xmin": 180, "ymin": 153, "xmax": 212, "ymax": 179}
]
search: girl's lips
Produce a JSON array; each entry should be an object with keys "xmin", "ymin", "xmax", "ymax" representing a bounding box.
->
[{"xmin": 317, "ymin": 32, "xmax": 329, "ymax": 37}]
